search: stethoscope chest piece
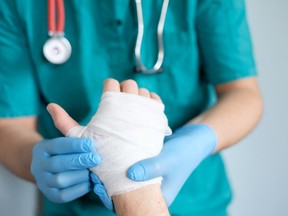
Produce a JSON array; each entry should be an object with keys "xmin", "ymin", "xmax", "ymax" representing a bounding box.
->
[
  {"xmin": 43, "ymin": 36, "xmax": 72, "ymax": 64},
  {"xmin": 44, "ymin": 0, "xmax": 71, "ymax": 64}
]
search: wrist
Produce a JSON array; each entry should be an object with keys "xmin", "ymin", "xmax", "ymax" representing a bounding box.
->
[
  {"xmin": 113, "ymin": 183, "xmax": 169, "ymax": 216},
  {"xmin": 173, "ymin": 124, "xmax": 218, "ymax": 156}
]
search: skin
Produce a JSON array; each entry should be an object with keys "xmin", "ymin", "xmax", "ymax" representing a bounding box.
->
[
  {"xmin": 0, "ymin": 77, "xmax": 263, "ymax": 214},
  {"xmin": 190, "ymin": 77, "xmax": 263, "ymax": 152}
]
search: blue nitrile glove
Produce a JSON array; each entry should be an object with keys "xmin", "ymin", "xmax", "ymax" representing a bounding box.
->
[
  {"xmin": 127, "ymin": 124, "xmax": 217, "ymax": 206},
  {"xmin": 31, "ymin": 137, "xmax": 101, "ymax": 203},
  {"xmin": 90, "ymin": 172, "xmax": 114, "ymax": 211}
]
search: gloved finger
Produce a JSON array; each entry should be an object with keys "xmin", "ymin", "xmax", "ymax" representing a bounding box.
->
[
  {"xmin": 45, "ymin": 137, "xmax": 96, "ymax": 155},
  {"xmin": 94, "ymin": 184, "xmax": 114, "ymax": 211},
  {"xmin": 127, "ymin": 156, "xmax": 168, "ymax": 181},
  {"xmin": 43, "ymin": 152, "xmax": 100, "ymax": 172},
  {"xmin": 47, "ymin": 103, "xmax": 79, "ymax": 135},
  {"xmin": 90, "ymin": 172, "xmax": 114, "ymax": 211},
  {"xmin": 47, "ymin": 169, "xmax": 90, "ymax": 188},
  {"xmin": 90, "ymin": 172, "xmax": 102, "ymax": 184},
  {"xmin": 44, "ymin": 181, "xmax": 92, "ymax": 203}
]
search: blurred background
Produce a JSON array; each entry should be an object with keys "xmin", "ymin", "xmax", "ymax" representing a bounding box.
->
[
  {"xmin": 0, "ymin": 0, "xmax": 287, "ymax": 215},
  {"xmin": 223, "ymin": 0, "xmax": 288, "ymax": 215}
]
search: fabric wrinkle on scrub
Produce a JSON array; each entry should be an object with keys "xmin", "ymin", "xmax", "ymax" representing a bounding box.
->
[{"xmin": 66, "ymin": 91, "xmax": 172, "ymax": 197}]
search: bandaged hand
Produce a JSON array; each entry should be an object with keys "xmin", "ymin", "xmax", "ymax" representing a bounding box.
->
[{"xmin": 47, "ymin": 79, "xmax": 171, "ymax": 208}]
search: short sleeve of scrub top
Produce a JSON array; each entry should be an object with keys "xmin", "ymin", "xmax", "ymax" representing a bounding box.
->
[
  {"xmin": 0, "ymin": 1, "xmax": 39, "ymax": 117},
  {"xmin": 196, "ymin": 0, "xmax": 257, "ymax": 84}
]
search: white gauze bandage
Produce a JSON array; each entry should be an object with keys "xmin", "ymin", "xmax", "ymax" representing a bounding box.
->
[{"xmin": 67, "ymin": 92, "xmax": 172, "ymax": 197}]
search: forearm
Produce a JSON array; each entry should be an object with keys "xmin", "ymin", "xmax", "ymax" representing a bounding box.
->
[
  {"xmin": 0, "ymin": 121, "xmax": 42, "ymax": 182},
  {"xmin": 189, "ymin": 78, "xmax": 263, "ymax": 152},
  {"xmin": 113, "ymin": 183, "xmax": 169, "ymax": 216}
]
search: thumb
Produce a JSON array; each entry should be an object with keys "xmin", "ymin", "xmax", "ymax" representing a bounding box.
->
[
  {"xmin": 47, "ymin": 103, "xmax": 79, "ymax": 135},
  {"xmin": 127, "ymin": 156, "xmax": 167, "ymax": 181}
]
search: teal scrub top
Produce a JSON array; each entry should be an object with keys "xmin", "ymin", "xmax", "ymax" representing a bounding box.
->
[{"xmin": 0, "ymin": 0, "xmax": 257, "ymax": 215}]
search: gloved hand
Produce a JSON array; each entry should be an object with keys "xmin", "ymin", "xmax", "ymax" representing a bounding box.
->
[
  {"xmin": 127, "ymin": 124, "xmax": 217, "ymax": 206},
  {"xmin": 35, "ymin": 103, "xmax": 112, "ymax": 207},
  {"xmin": 31, "ymin": 137, "xmax": 100, "ymax": 203}
]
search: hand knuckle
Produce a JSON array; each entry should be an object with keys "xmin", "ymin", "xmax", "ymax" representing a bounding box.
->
[{"xmin": 152, "ymin": 160, "xmax": 162, "ymax": 173}]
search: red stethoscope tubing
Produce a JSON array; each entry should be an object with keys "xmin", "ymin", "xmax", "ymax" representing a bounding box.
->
[{"xmin": 48, "ymin": 0, "xmax": 65, "ymax": 34}]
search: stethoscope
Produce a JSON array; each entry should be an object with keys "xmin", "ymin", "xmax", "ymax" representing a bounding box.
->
[{"xmin": 43, "ymin": 0, "xmax": 169, "ymax": 74}]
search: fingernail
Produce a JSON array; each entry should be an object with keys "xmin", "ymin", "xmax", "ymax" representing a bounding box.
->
[
  {"xmin": 128, "ymin": 168, "xmax": 135, "ymax": 180},
  {"xmin": 128, "ymin": 164, "xmax": 144, "ymax": 181},
  {"xmin": 91, "ymin": 153, "xmax": 101, "ymax": 165},
  {"xmin": 94, "ymin": 184, "xmax": 106, "ymax": 196}
]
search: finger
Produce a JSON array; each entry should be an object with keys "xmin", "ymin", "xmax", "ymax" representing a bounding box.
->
[
  {"xmin": 120, "ymin": 79, "xmax": 138, "ymax": 94},
  {"xmin": 103, "ymin": 78, "xmax": 120, "ymax": 92},
  {"xmin": 47, "ymin": 182, "xmax": 92, "ymax": 203},
  {"xmin": 90, "ymin": 173, "xmax": 114, "ymax": 210},
  {"xmin": 127, "ymin": 156, "xmax": 167, "ymax": 181},
  {"xmin": 45, "ymin": 137, "xmax": 96, "ymax": 155},
  {"xmin": 47, "ymin": 103, "xmax": 79, "ymax": 135},
  {"xmin": 90, "ymin": 172, "xmax": 102, "ymax": 184},
  {"xmin": 47, "ymin": 169, "xmax": 90, "ymax": 188},
  {"xmin": 94, "ymin": 184, "xmax": 114, "ymax": 211},
  {"xmin": 150, "ymin": 92, "xmax": 162, "ymax": 103},
  {"xmin": 42, "ymin": 153, "xmax": 101, "ymax": 172},
  {"xmin": 138, "ymin": 88, "xmax": 150, "ymax": 98}
]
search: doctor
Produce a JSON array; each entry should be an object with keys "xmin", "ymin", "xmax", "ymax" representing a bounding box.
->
[{"xmin": 0, "ymin": 0, "xmax": 263, "ymax": 215}]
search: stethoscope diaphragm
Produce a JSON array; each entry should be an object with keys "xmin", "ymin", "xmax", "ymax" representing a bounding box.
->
[{"xmin": 43, "ymin": 36, "xmax": 71, "ymax": 64}]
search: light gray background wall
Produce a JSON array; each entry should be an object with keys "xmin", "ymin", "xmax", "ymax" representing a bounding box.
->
[
  {"xmin": 222, "ymin": 0, "xmax": 288, "ymax": 215},
  {"xmin": 0, "ymin": 0, "xmax": 287, "ymax": 215}
]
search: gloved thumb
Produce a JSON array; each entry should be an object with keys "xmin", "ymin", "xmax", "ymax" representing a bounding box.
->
[
  {"xmin": 127, "ymin": 156, "xmax": 167, "ymax": 181},
  {"xmin": 47, "ymin": 103, "xmax": 79, "ymax": 135}
]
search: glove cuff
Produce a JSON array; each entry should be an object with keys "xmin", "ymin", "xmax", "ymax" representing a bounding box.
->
[{"xmin": 171, "ymin": 124, "xmax": 218, "ymax": 156}]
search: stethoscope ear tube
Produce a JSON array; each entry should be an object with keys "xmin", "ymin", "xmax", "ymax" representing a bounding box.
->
[
  {"xmin": 134, "ymin": 0, "xmax": 169, "ymax": 74},
  {"xmin": 48, "ymin": 0, "xmax": 65, "ymax": 35}
]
